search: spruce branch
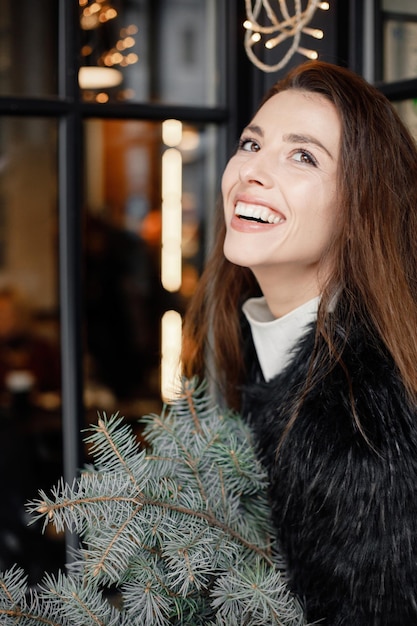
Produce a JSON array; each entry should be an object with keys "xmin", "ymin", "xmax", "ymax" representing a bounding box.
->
[{"xmin": 1, "ymin": 378, "xmax": 307, "ymax": 625}]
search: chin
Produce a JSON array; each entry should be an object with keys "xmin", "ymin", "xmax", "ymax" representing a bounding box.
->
[
  {"xmin": 223, "ymin": 250, "xmax": 250, "ymax": 268},
  {"xmin": 225, "ymin": 256, "xmax": 248, "ymax": 268}
]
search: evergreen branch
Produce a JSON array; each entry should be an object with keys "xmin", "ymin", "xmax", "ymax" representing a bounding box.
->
[
  {"xmin": 0, "ymin": 567, "xmax": 65, "ymax": 626},
  {"xmin": 0, "ymin": 566, "xmax": 18, "ymax": 607},
  {"xmin": 0, "ymin": 608, "xmax": 60, "ymax": 625},
  {"xmin": 1, "ymin": 378, "xmax": 306, "ymax": 625},
  {"xmin": 183, "ymin": 378, "xmax": 204, "ymax": 435},
  {"xmin": 144, "ymin": 418, "xmax": 213, "ymax": 513},
  {"xmin": 89, "ymin": 502, "xmax": 144, "ymax": 578},
  {"xmin": 137, "ymin": 494, "xmax": 274, "ymax": 564},
  {"xmin": 84, "ymin": 415, "xmax": 149, "ymax": 490},
  {"xmin": 33, "ymin": 487, "xmax": 272, "ymax": 567},
  {"xmin": 39, "ymin": 571, "xmax": 122, "ymax": 626}
]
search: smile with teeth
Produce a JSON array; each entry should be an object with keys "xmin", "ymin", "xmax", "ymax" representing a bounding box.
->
[{"xmin": 234, "ymin": 201, "xmax": 285, "ymax": 225}]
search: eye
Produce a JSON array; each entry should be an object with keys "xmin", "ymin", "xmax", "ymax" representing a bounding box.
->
[
  {"xmin": 238, "ymin": 137, "xmax": 260, "ymax": 153},
  {"xmin": 292, "ymin": 149, "xmax": 317, "ymax": 166}
]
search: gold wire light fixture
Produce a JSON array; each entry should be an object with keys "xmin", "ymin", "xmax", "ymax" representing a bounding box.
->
[{"xmin": 244, "ymin": 0, "xmax": 330, "ymax": 72}]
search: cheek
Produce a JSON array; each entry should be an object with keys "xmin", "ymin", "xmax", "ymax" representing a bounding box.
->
[
  {"xmin": 221, "ymin": 159, "xmax": 238, "ymax": 199},
  {"xmin": 314, "ymin": 198, "xmax": 340, "ymax": 248}
]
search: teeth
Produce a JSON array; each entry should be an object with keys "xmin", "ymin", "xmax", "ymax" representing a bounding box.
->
[{"xmin": 235, "ymin": 201, "xmax": 285, "ymax": 225}]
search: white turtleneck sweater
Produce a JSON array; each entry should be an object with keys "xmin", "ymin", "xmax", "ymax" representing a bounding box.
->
[{"xmin": 242, "ymin": 296, "xmax": 320, "ymax": 381}]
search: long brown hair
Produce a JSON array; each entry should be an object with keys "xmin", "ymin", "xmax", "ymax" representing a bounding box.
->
[{"xmin": 182, "ymin": 61, "xmax": 417, "ymax": 411}]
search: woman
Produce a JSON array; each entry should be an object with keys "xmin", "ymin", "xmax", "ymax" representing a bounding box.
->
[{"xmin": 182, "ymin": 61, "xmax": 417, "ymax": 625}]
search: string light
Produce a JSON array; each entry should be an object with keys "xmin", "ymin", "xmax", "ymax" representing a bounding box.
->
[
  {"xmin": 79, "ymin": 1, "xmax": 140, "ymax": 94},
  {"xmin": 244, "ymin": 0, "xmax": 329, "ymax": 72}
]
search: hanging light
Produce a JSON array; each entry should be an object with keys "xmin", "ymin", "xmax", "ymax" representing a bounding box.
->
[
  {"xmin": 78, "ymin": 66, "xmax": 123, "ymax": 89},
  {"xmin": 78, "ymin": 0, "xmax": 139, "ymax": 92},
  {"xmin": 243, "ymin": 0, "xmax": 330, "ymax": 72}
]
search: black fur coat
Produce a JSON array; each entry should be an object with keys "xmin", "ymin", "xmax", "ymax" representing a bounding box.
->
[{"xmin": 242, "ymin": 320, "xmax": 417, "ymax": 625}]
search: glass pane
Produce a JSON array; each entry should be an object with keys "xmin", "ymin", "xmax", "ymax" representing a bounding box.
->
[
  {"xmin": 392, "ymin": 99, "xmax": 417, "ymax": 140},
  {"xmin": 383, "ymin": 0, "xmax": 417, "ymax": 14},
  {"xmin": 0, "ymin": 117, "xmax": 64, "ymax": 582},
  {"xmin": 79, "ymin": 0, "xmax": 224, "ymax": 106},
  {"xmin": 0, "ymin": 0, "xmax": 58, "ymax": 97},
  {"xmin": 82, "ymin": 118, "xmax": 218, "ymax": 420},
  {"xmin": 384, "ymin": 18, "xmax": 417, "ymax": 82}
]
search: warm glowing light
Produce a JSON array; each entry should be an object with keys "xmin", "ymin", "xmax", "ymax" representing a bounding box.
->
[
  {"xmin": 110, "ymin": 52, "xmax": 123, "ymax": 64},
  {"xmin": 244, "ymin": 0, "xmax": 329, "ymax": 72},
  {"xmin": 126, "ymin": 53, "xmax": 138, "ymax": 64},
  {"xmin": 298, "ymin": 47, "xmax": 319, "ymax": 59},
  {"xmin": 78, "ymin": 66, "xmax": 123, "ymax": 89},
  {"xmin": 116, "ymin": 88, "xmax": 135, "ymax": 101},
  {"xmin": 161, "ymin": 148, "xmax": 182, "ymax": 292},
  {"xmin": 80, "ymin": 14, "xmax": 99, "ymax": 30},
  {"xmin": 124, "ymin": 36, "xmax": 135, "ymax": 48},
  {"xmin": 161, "ymin": 310, "xmax": 182, "ymax": 401},
  {"xmin": 265, "ymin": 38, "xmax": 276, "ymax": 50},
  {"xmin": 303, "ymin": 27, "xmax": 324, "ymax": 39},
  {"xmin": 123, "ymin": 88, "xmax": 135, "ymax": 99},
  {"xmin": 179, "ymin": 128, "xmax": 200, "ymax": 152},
  {"xmin": 162, "ymin": 119, "xmax": 183, "ymax": 147},
  {"xmin": 96, "ymin": 92, "xmax": 109, "ymax": 103}
]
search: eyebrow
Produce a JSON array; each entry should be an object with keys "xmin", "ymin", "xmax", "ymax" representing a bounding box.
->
[
  {"xmin": 283, "ymin": 133, "xmax": 334, "ymax": 159},
  {"xmin": 244, "ymin": 124, "xmax": 264, "ymax": 137},
  {"xmin": 243, "ymin": 125, "xmax": 334, "ymax": 160}
]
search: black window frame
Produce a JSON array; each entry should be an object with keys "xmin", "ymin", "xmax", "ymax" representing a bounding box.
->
[
  {"xmin": 0, "ymin": 0, "xmax": 240, "ymax": 561},
  {"xmin": 372, "ymin": 0, "xmax": 417, "ymax": 102}
]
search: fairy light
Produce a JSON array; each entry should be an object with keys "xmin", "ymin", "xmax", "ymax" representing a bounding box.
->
[
  {"xmin": 79, "ymin": 1, "xmax": 140, "ymax": 96},
  {"xmin": 244, "ymin": 0, "xmax": 330, "ymax": 72},
  {"xmin": 297, "ymin": 46, "xmax": 319, "ymax": 60},
  {"xmin": 303, "ymin": 27, "xmax": 324, "ymax": 39}
]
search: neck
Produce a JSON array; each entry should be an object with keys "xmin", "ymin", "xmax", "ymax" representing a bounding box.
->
[{"xmin": 252, "ymin": 265, "xmax": 323, "ymax": 318}]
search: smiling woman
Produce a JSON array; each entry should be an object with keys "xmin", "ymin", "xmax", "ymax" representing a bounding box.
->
[
  {"xmin": 181, "ymin": 61, "xmax": 417, "ymax": 625},
  {"xmin": 222, "ymin": 88, "xmax": 340, "ymax": 317}
]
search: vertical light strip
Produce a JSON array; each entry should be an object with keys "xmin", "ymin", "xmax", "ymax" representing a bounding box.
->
[
  {"xmin": 161, "ymin": 120, "xmax": 183, "ymax": 400},
  {"xmin": 161, "ymin": 310, "xmax": 183, "ymax": 401},
  {"xmin": 161, "ymin": 146, "xmax": 182, "ymax": 292}
]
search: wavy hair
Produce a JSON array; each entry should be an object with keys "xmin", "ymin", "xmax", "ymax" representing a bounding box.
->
[{"xmin": 182, "ymin": 61, "xmax": 417, "ymax": 412}]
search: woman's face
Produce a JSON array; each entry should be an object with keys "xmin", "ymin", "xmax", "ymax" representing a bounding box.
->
[{"xmin": 222, "ymin": 88, "xmax": 341, "ymax": 305}]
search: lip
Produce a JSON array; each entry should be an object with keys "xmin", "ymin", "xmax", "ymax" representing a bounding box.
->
[{"xmin": 231, "ymin": 194, "xmax": 286, "ymax": 229}]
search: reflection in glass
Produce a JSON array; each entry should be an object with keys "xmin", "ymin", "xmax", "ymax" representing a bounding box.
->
[
  {"xmin": 384, "ymin": 17, "xmax": 417, "ymax": 82},
  {"xmin": 383, "ymin": 0, "xmax": 417, "ymax": 14},
  {"xmin": 0, "ymin": 117, "xmax": 64, "ymax": 582},
  {"xmin": 392, "ymin": 99, "xmax": 417, "ymax": 141},
  {"xmin": 79, "ymin": 0, "xmax": 223, "ymax": 106},
  {"xmin": 83, "ymin": 119, "xmax": 217, "ymax": 417},
  {"xmin": 0, "ymin": 0, "xmax": 58, "ymax": 97}
]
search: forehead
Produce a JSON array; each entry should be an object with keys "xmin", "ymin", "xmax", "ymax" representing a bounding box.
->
[{"xmin": 252, "ymin": 89, "xmax": 341, "ymax": 145}]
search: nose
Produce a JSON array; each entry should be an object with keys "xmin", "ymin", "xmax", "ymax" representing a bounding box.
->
[{"xmin": 238, "ymin": 151, "xmax": 274, "ymax": 187}]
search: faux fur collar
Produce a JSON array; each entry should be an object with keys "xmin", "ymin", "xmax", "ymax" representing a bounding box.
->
[{"xmin": 242, "ymin": 321, "xmax": 417, "ymax": 625}]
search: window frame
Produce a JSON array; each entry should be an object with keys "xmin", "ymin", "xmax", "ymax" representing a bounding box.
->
[
  {"xmin": 372, "ymin": 0, "xmax": 417, "ymax": 101},
  {"xmin": 0, "ymin": 0, "xmax": 237, "ymax": 561}
]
